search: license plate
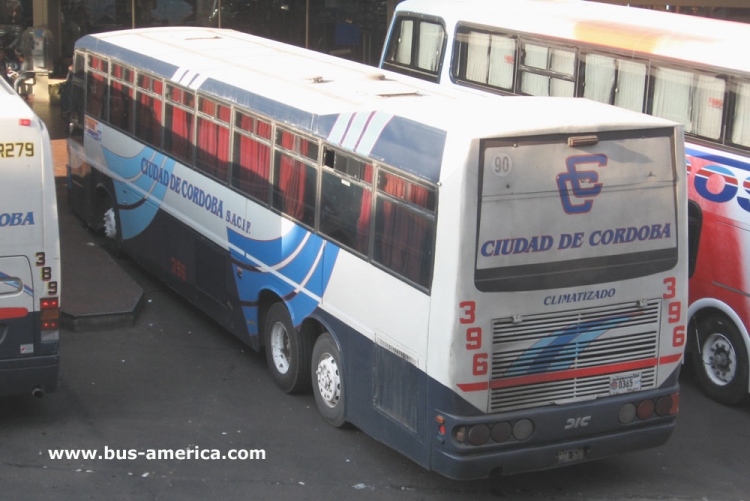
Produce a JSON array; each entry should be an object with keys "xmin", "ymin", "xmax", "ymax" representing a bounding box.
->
[
  {"xmin": 557, "ymin": 448, "xmax": 586, "ymax": 464},
  {"xmin": 609, "ymin": 373, "xmax": 641, "ymax": 395}
]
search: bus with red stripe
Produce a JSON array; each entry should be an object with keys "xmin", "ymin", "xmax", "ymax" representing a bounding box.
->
[
  {"xmin": 0, "ymin": 78, "xmax": 61, "ymax": 398},
  {"xmin": 65, "ymin": 27, "xmax": 686, "ymax": 478},
  {"xmin": 381, "ymin": 0, "xmax": 750, "ymax": 406}
]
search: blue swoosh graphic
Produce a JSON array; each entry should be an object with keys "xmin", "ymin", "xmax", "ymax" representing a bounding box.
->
[{"xmin": 505, "ymin": 314, "xmax": 639, "ymax": 377}]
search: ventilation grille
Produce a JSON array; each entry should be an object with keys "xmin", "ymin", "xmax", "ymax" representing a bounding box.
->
[{"xmin": 488, "ymin": 301, "xmax": 660, "ymax": 413}]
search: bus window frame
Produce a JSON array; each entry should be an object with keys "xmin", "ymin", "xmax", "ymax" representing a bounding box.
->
[
  {"xmin": 108, "ymin": 61, "xmax": 136, "ymax": 134},
  {"xmin": 134, "ymin": 70, "xmax": 166, "ymax": 151},
  {"xmin": 577, "ymin": 50, "xmax": 651, "ymax": 114},
  {"xmin": 372, "ymin": 167, "xmax": 438, "ymax": 292},
  {"xmin": 725, "ymin": 75, "xmax": 750, "ymax": 150},
  {"xmin": 447, "ymin": 21, "xmax": 746, "ymax": 152},
  {"xmin": 382, "ymin": 12, "xmax": 447, "ymax": 84},
  {"xmin": 450, "ymin": 25, "xmax": 518, "ymax": 95},
  {"xmin": 230, "ymin": 108, "xmax": 274, "ymax": 206},
  {"xmin": 319, "ymin": 146, "xmax": 374, "ymax": 256},
  {"xmin": 164, "ymin": 82, "xmax": 197, "ymax": 170},
  {"xmin": 515, "ymin": 38, "xmax": 579, "ymax": 98},
  {"xmin": 646, "ymin": 62, "xmax": 730, "ymax": 144}
]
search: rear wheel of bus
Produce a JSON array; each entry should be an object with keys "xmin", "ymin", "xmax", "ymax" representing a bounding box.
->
[
  {"xmin": 692, "ymin": 315, "xmax": 749, "ymax": 405},
  {"xmin": 311, "ymin": 332, "xmax": 346, "ymax": 428},
  {"xmin": 263, "ymin": 302, "xmax": 311, "ymax": 394}
]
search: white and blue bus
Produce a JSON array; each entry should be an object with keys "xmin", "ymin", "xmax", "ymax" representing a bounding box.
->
[
  {"xmin": 66, "ymin": 27, "xmax": 687, "ymax": 479},
  {"xmin": 0, "ymin": 78, "xmax": 61, "ymax": 398},
  {"xmin": 380, "ymin": 0, "xmax": 750, "ymax": 406}
]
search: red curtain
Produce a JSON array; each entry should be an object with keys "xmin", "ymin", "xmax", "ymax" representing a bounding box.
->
[
  {"xmin": 378, "ymin": 175, "xmax": 431, "ymax": 286},
  {"xmin": 356, "ymin": 164, "xmax": 373, "ymax": 253},
  {"xmin": 237, "ymin": 135, "xmax": 270, "ymax": 200},
  {"xmin": 168, "ymin": 105, "xmax": 192, "ymax": 163},
  {"xmin": 277, "ymin": 133, "xmax": 307, "ymax": 220},
  {"xmin": 197, "ymin": 118, "xmax": 229, "ymax": 180},
  {"xmin": 235, "ymin": 115, "xmax": 270, "ymax": 200},
  {"xmin": 137, "ymin": 94, "xmax": 162, "ymax": 147}
]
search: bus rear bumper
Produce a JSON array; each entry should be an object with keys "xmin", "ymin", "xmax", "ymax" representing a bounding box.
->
[
  {"xmin": 432, "ymin": 420, "xmax": 673, "ymax": 479},
  {"xmin": 0, "ymin": 354, "xmax": 59, "ymax": 397}
]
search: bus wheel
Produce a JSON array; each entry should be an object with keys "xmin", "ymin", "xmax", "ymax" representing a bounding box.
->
[
  {"xmin": 263, "ymin": 302, "xmax": 311, "ymax": 394},
  {"xmin": 311, "ymin": 332, "xmax": 346, "ymax": 428},
  {"xmin": 692, "ymin": 316, "xmax": 749, "ymax": 405}
]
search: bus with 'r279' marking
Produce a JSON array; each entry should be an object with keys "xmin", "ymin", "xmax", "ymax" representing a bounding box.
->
[
  {"xmin": 0, "ymin": 77, "xmax": 61, "ymax": 398},
  {"xmin": 65, "ymin": 27, "xmax": 686, "ymax": 478}
]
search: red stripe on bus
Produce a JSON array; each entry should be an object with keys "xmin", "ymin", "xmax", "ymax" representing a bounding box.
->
[
  {"xmin": 488, "ymin": 359, "xmax": 658, "ymax": 389},
  {"xmin": 0, "ymin": 307, "xmax": 29, "ymax": 320},
  {"xmin": 659, "ymin": 353, "xmax": 683, "ymax": 364},
  {"xmin": 457, "ymin": 358, "xmax": 659, "ymax": 392},
  {"xmin": 457, "ymin": 382, "xmax": 490, "ymax": 392}
]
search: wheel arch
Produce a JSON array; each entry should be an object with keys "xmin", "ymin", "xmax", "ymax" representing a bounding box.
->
[
  {"xmin": 688, "ymin": 297, "xmax": 750, "ymax": 392},
  {"xmin": 92, "ymin": 183, "xmax": 116, "ymax": 232}
]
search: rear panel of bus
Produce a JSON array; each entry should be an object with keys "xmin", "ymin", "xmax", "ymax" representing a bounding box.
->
[
  {"xmin": 425, "ymin": 123, "xmax": 688, "ymax": 478},
  {"xmin": 0, "ymin": 82, "xmax": 60, "ymax": 397}
]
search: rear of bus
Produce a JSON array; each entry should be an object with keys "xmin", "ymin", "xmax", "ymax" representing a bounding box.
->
[
  {"xmin": 0, "ymin": 80, "xmax": 61, "ymax": 398},
  {"xmin": 429, "ymin": 99, "xmax": 687, "ymax": 478}
]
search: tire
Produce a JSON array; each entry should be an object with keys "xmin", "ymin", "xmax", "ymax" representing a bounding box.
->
[
  {"xmin": 692, "ymin": 315, "xmax": 749, "ymax": 405},
  {"xmin": 263, "ymin": 302, "xmax": 311, "ymax": 394},
  {"xmin": 311, "ymin": 332, "xmax": 347, "ymax": 428}
]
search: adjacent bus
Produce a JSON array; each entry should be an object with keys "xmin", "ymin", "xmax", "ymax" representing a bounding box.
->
[
  {"xmin": 0, "ymin": 78, "xmax": 61, "ymax": 398},
  {"xmin": 66, "ymin": 27, "xmax": 687, "ymax": 478},
  {"xmin": 381, "ymin": 0, "xmax": 750, "ymax": 405}
]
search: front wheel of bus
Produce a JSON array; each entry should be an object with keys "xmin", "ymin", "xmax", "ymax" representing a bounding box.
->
[
  {"xmin": 692, "ymin": 316, "xmax": 749, "ymax": 405},
  {"xmin": 312, "ymin": 332, "xmax": 346, "ymax": 428},
  {"xmin": 263, "ymin": 302, "xmax": 311, "ymax": 394}
]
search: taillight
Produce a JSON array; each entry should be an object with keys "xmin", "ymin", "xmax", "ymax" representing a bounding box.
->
[{"xmin": 40, "ymin": 297, "xmax": 59, "ymax": 330}]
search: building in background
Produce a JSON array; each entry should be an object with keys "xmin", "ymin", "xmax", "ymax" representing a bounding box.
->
[{"xmin": 12, "ymin": 0, "xmax": 750, "ymax": 77}]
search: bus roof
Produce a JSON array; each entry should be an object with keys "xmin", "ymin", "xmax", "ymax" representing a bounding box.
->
[
  {"xmin": 395, "ymin": 0, "xmax": 750, "ymax": 75},
  {"xmin": 77, "ymin": 28, "xmax": 677, "ymax": 181}
]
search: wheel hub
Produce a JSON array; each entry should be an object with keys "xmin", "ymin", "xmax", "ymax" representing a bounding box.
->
[
  {"xmin": 702, "ymin": 333, "xmax": 737, "ymax": 386},
  {"xmin": 316, "ymin": 353, "xmax": 340, "ymax": 408},
  {"xmin": 270, "ymin": 323, "xmax": 290, "ymax": 375},
  {"xmin": 103, "ymin": 208, "xmax": 117, "ymax": 240}
]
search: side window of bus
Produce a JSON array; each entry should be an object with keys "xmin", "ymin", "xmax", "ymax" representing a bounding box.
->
[
  {"xmin": 383, "ymin": 17, "xmax": 444, "ymax": 82},
  {"xmin": 196, "ymin": 97, "xmax": 231, "ymax": 183},
  {"xmin": 68, "ymin": 52, "xmax": 86, "ymax": 143},
  {"xmin": 651, "ymin": 67, "xmax": 725, "ymax": 140},
  {"xmin": 373, "ymin": 171, "xmax": 436, "ymax": 289},
  {"xmin": 729, "ymin": 79, "xmax": 750, "ymax": 148},
  {"xmin": 109, "ymin": 63, "xmax": 134, "ymax": 134},
  {"xmin": 135, "ymin": 73, "xmax": 164, "ymax": 150},
  {"xmin": 582, "ymin": 54, "xmax": 647, "ymax": 113},
  {"xmin": 320, "ymin": 148, "xmax": 373, "ymax": 254},
  {"xmin": 272, "ymin": 129, "xmax": 318, "ymax": 228},
  {"xmin": 86, "ymin": 55, "xmax": 108, "ymax": 120},
  {"xmin": 386, "ymin": 18, "xmax": 414, "ymax": 66},
  {"xmin": 452, "ymin": 27, "xmax": 516, "ymax": 92},
  {"xmin": 164, "ymin": 85, "xmax": 195, "ymax": 167},
  {"xmin": 231, "ymin": 111, "xmax": 272, "ymax": 203},
  {"xmin": 518, "ymin": 42, "xmax": 576, "ymax": 97}
]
